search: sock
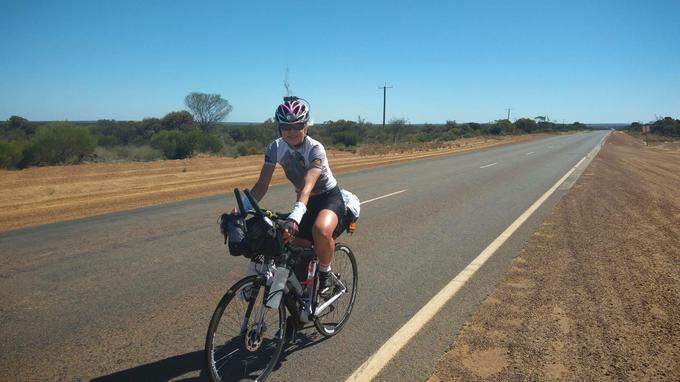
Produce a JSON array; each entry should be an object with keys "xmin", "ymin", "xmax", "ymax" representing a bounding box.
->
[{"xmin": 319, "ymin": 263, "xmax": 332, "ymax": 273}]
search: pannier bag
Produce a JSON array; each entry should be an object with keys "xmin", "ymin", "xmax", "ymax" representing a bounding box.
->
[
  {"xmin": 334, "ymin": 189, "xmax": 361, "ymax": 238},
  {"xmin": 341, "ymin": 189, "xmax": 360, "ymax": 222}
]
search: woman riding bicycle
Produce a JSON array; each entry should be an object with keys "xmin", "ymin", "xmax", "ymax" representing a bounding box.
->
[{"xmin": 242, "ymin": 96, "xmax": 344, "ymax": 298}]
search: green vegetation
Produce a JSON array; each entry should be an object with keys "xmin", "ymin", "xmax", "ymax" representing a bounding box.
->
[
  {"xmin": 0, "ymin": 140, "xmax": 23, "ymax": 168},
  {"xmin": 313, "ymin": 118, "xmax": 588, "ymax": 149},
  {"xmin": 1, "ymin": 91, "xmax": 595, "ymax": 170},
  {"xmin": 19, "ymin": 123, "xmax": 96, "ymax": 167},
  {"xmin": 628, "ymin": 117, "xmax": 680, "ymax": 137}
]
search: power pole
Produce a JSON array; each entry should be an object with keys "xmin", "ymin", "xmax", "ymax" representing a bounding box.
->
[
  {"xmin": 506, "ymin": 108, "xmax": 512, "ymax": 121},
  {"xmin": 378, "ymin": 82, "xmax": 393, "ymax": 128},
  {"xmin": 284, "ymin": 66, "xmax": 292, "ymax": 96}
]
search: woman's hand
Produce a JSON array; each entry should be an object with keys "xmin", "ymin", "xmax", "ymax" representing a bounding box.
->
[{"xmin": 282, "ymin": 219, "xmax": 298, "ymax": 242}]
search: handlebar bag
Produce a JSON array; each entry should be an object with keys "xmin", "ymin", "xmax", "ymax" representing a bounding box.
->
[{"xmin": 242, "ymin": 215, "xmax": 279, "ymax": 258}]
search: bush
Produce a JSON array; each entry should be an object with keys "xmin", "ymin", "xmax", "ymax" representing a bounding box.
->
[
  {"xmin": 150, "ymin": 130, "xmax": 197, "ymax": 159},
  {"xmin": 235, "ymin": 141, "xmax": 262, "ymax": 157},
  {"xmin": 652, "ymin": 117, "xmax": 680, "ymax": 137},
  {"xmin": 149, "ymin": 129, "xmax": 226, "ymax": 159},
  {"xmin": 97, "ymin": 135, "xmax": 120, "ymax": 147},
  {"xmin": 0, "ymin": 140, "xmax": 23, "ymax": 169},
  {"xmin": 29, "ymin": 123, "xmax": 96, "ymax": 165},
  {"xmin": 197, "ymin": 133, "xmax": 224, "ymax": 153},
  {"xmin": 94, "ymin": 145, "xmax": 163, "ymax": 162}
]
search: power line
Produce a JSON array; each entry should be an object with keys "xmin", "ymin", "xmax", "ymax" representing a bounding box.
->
[{"xmin": 378, "ymin": 82, "xmax": 393, "ymax": 128}]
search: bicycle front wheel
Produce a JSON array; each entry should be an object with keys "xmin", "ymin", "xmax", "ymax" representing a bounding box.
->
[
  {"xmin": 314, "ymin": 243, "xmax": 358, "ymax": 337},
  {"xmin": 205, "ymin": 275, "xmax": 286, "ymax": 382}
]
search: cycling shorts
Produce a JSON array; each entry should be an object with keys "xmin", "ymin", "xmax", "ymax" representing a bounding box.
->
[{"xmin": 297, "ymin": 186, "xmax": 345, "ymax": 242}]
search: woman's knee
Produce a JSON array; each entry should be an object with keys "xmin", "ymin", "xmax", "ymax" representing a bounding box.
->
[{"xmin": 313, "ymin": 221, "xmax": 334, "ymax": 239}]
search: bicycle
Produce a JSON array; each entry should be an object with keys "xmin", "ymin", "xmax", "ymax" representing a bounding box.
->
[{"xmin": 205, "ymin": 188, "xmax": 358, "ymax": 382}]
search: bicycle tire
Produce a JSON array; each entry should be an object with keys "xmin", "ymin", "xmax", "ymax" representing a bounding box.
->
[
  {"xmin": 313, "ymin": 243, "xmax": 358, "ymax": 337},
  {"xmin": 205, "ymin": 275, "xmax": 286, "ymax": 382}
]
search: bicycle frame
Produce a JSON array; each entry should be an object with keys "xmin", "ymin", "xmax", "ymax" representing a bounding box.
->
[{"xmin": 231, "ymin": 188, "xmax": 350, "ymax": 341}]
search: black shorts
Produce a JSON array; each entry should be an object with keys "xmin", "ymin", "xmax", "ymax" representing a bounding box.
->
[{"xmin": 297, "ymin": 186, "xmax": 345, "ymax": 242}]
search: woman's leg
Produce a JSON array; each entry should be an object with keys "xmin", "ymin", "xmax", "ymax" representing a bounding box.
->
[{"xmin": 312, "ymin": 209, "xmax": 339, "ymax": 268}]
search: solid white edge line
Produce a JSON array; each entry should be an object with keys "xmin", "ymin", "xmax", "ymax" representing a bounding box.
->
[
  {"xmin": 361, "ymin": 190, "xmax": 407, "ymax": 205},
  {"xmin": 526, "ymin": 151, "xmax": 535, "ymax": 155},
  {"xmin": 346, "ymin": 155, "xmax": 589, "ymax": 382},
  {"xmin": 479, "ymin": 162, "xmax": 497, "ymax": 169}
]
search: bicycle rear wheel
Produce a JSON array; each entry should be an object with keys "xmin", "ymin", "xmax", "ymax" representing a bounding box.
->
[
  {"xmin": 314, "ymin": 243, "xmax": 358, "ymax": 337},
  {"xmin": 205, "ymin": 275, "xmax": 286, "ymax": 382}
]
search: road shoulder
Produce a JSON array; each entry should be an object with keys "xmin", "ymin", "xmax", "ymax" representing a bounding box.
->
[{"xmin": 430, "ymin": 132, "xmax": 680, "ymax": 381}]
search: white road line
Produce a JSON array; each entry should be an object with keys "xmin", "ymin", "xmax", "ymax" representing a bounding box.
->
[
  {"xmin": 479, "ymin": 162, "xmax": 497, "ymax": 169},
  {"xmin": 361, "ymin": 190, "xmax": 407, "ymax": 205},
  {"xmin": 346, "ymin": 155, "xmax": 588, "ymax": 382},
  {"xmin": 526, "ymin": 151, "xmax": 535, "ymax": 155}
]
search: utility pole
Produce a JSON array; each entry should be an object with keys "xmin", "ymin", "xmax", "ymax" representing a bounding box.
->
[
  {"xmin": 284, "ymin": 66, "xmax": 292, "ymax": 96},
  {"xmin": 378, "ymin": 82, "xmax": 393, "ymax": 128},
  {"xmin": 506, "ymin": 108, "xmax": 512, "ymax": 121}
]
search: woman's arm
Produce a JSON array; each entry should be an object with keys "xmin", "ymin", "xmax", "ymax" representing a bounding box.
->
[
  {"xmin": 286, "ymin": 167, "xmax": 321, "ymax": 226},
  {"xmin": 297, "ymin": 168, "xmax": 322, "ymax": 206},
  {"xmin": 251, "ymin": 164, "xmax": 275, "ymax": 202}
]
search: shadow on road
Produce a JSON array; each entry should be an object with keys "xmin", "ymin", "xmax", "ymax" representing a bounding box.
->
[
  {"xmin": 91, "ymin": 327, "xmax": 329, "ymax": 381},
  {"xmin": 90, "ymin": 350, "xmax": 207, "ymax": 382}
]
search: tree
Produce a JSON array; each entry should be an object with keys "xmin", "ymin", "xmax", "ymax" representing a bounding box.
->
[
  {"xmin": 161, "ymin": 111, "xmax": 195, "ymax": 131},
  {"xmin": 2, "ymin": 115, "xmax": 35, "ymax": 140},
  {"xmin": 8, "ymin": 115, "xmax": 35, "ymax": 135},
  {"xmin": 388, "ymin": 118, "xmax": 408, "ymax": 144},
  {"xmin": 138, "ymin": 117, "xmax": 163, "ymax": 140},
  {"xmin": 184, "ymin": 92, "xmax": 233, "ymax": 132}
]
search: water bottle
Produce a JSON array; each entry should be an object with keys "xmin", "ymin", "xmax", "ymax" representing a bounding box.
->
[{"xmin": 266, "ymin": 267, "xmax": 289, "ymax": 308}]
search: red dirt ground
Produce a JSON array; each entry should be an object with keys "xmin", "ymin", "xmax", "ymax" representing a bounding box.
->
[{"xmin": 430, "ymin": 132, "xmax": 680, "ymax": 381}]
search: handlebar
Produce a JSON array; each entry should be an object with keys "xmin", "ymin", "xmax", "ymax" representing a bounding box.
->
[
  {"xmin": 244, "ymin": 189, "xmax": 264, "ymax": 218},
  {"xmin": 233, "ymin": 188, "xmax": 246, "ymax": 218},
  {"xmin": 231, "ymin": 188, "xmax": 309, "ymax": 267}
]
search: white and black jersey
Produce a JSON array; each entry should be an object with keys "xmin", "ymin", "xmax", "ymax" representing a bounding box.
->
[{"xmin": 263, "ymin": 136, "xmax": 337, "ymax": 195}]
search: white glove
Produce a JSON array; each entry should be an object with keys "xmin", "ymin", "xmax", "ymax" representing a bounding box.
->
[{"xmin": 288, "ymin": 201, "xmax": 307, "ymax": 224}]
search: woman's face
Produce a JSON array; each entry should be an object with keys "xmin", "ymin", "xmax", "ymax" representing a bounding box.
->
[{"xmin": 281, "ymin": 123, "xmax": 307, "ymax": 146}]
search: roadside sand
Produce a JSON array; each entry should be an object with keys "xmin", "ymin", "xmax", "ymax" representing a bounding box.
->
[
  {"xmin": 430, "ymin": 132, "xmax": 680, "ymax": 381},
  {"xmin": 0, "ymin": 135, "xmax": 539, "ymax": 232}
]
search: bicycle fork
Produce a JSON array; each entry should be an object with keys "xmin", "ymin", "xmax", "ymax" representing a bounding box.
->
[{"xmin": 241, "ymin": 283, "xmax": 274, "ymax": 352}]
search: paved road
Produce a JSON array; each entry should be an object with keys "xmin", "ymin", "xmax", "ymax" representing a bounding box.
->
[{"xmin": 0, "ymin": 131, "xmax": 608, "ymax": 381}]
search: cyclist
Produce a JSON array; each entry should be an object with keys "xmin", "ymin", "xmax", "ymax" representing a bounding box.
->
[{"xmin": 240, "ymin": 96, "xmax": 344, "ymax": 298}]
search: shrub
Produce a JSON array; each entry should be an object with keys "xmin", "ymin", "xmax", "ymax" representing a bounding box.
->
[
  {"xmin": 97, "ymin": 135, "xmax": 120, "ymax": 147},
  {"xmin": 29, "ymin": 123, "xmax": 96, "ymax": 165},
  {"xmin": 235, "ymin": 141, "xmax": 262, "ymax": 157},
  {"xmin": 94, "ymin": 145, "xmax": 163, "ymax": 162},
  {"xmin": 0, "ymin": 140, "xmax": 23, "ymax": 169},
  {"xmin": 150, "ymin": 130, "xmax": 197, "ymax": 159},
  {"xmin": 197, "ymin": 133, "xmax": 224, "ymax": 153},
  {"xmin": 652, "ymin": 117, "xmax": 680, "ymax": 137}
]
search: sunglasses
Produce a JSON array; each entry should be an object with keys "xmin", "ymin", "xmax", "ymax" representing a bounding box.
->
[{"xmin": 279, "ymin": 123, "xmax": 306, "ymax": 131}]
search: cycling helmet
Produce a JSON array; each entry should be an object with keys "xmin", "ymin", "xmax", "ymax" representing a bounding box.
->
[{"xmin": 275, "ymin": 96, "xmax": 310, "ymax": 125}]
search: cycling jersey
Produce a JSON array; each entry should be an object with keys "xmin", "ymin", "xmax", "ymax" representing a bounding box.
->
[{"xmin": 264, "ymin": 136, "xmax": 337, "ymax": 195}]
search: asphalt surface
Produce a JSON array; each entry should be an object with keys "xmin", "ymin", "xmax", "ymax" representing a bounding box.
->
[{"xmin": 0, "ymin": 131, "xmax": 609, "ymax": 381}]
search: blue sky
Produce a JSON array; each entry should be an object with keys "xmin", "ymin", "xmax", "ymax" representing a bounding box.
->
[{"xmin": 1, "ymin": 0, "xmax": 678, "ymax": 124}]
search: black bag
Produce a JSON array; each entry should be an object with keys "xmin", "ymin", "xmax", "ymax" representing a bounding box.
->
[{"xmin": 220, "ymin": 213, "xmax": 279, "ymax": 259}]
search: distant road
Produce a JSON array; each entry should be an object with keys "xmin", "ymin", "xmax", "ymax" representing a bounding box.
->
[{"xmin": 0, "ymin": 131, "xmax": 608, "ymax": 381}]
